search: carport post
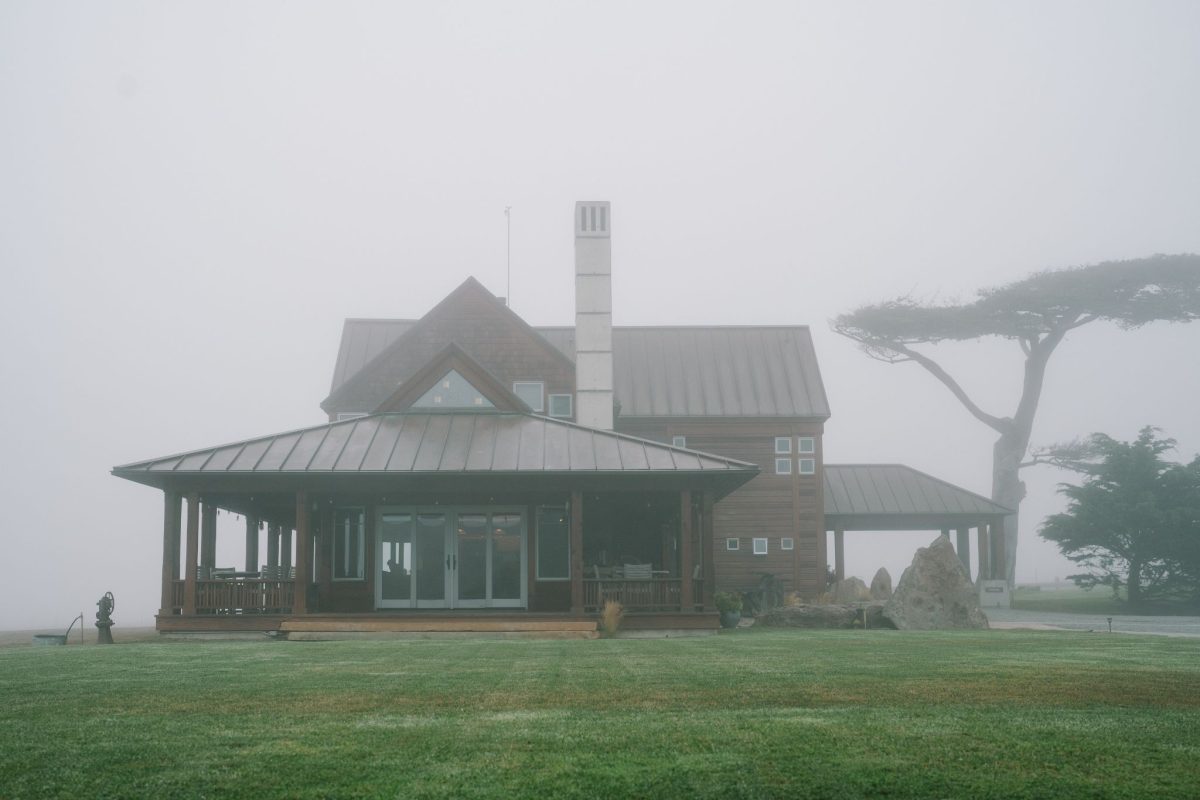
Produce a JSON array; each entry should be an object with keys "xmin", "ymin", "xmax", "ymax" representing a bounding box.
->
[
  {"xmin": 977, "ymin": 526, "xmax": 991, "ymax": 581},
  {"xmin": 833, "ymin": 526, "xmax": 845, "ymax": 582},
  {"xmin": 956, "ymin": 528, "xmax": 971, "ymax": 575}
]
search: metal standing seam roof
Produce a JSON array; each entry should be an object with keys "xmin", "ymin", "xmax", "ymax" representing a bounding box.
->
[
  {"xmin": 328, "ymin": 320, "xmax": 831, "ymax": 419},
  {"xmin": 113, "ymin": 413, "xmax": 760, "ymax": 482},
  {"xmin": 823, "ymin": 464, "xmax": 1012, "ymax": 518}
]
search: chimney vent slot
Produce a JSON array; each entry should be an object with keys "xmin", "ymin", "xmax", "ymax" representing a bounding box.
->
[{"xmin": 599, "ymin": 206, "xmax": 607, "ymax": 232}]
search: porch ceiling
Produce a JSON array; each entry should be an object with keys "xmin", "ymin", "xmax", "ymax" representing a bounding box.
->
[{"xmin": 113, "ymin": 412, "xmax": 759, "ymax": 497}]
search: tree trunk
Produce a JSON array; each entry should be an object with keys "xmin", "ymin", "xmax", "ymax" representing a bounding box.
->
[
  {"xmin": 992, "ymin": 431, "xmax": 1029, "ymax": 586},
  {"xmin": 1126, "ymin": 558, "xmax": 1142, "ymax": 610}
]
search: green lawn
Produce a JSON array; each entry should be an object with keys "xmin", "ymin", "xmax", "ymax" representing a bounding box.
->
[
  {"xmin": 3, "ymin": 629, "xmax": 1199, "ymax": 799},
  {"xmin": 1012, "ymin": 584, "xmax": 1198, "ymax": 615}
]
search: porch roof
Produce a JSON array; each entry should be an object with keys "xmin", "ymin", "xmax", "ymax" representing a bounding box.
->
[
  {"xmin": 113, "ymin": 412, "xmax": 759, "ymax": 494},
  {"xmin": 823, "ymin": 464, "xmax": 1012, "ymax": 531}
]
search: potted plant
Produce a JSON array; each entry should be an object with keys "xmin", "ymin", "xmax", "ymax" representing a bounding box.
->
[{"xmin": 714, "ymin": 591, "xmax": 743, "ymax": 629}]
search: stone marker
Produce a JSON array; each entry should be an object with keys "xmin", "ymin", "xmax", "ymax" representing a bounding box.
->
[
  {"xmin": 882, "ymin": 536, "xmax": 989, "ymax": 630},
  {"xmin": 869, "ymin": 568, "xmax": 893, "ymax": 600},
  {"xmin": 831, "ymin": 576, "xmax": 872, "ymax": 603}
]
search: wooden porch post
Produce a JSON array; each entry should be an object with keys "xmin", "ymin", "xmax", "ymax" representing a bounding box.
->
[
  {"xmin": 160, "ymin": 491, "xmax": 181, "ymax": 616},
  {"xmin": 183, "ymin": 493, "xmax": 199, "ymax": 615},
  {"xmin": 977, "ymin": 526, "xmax": 990, "ymax": 581},
  {"xmin": 293, "ymin": 491, "xmax": 310, "ymax": 614},
  {"xmin": 318, "ymin": 508, "xmax": 332, "ymax": 604},
  {"xmin": 267, "ymin": 524, "xmax": 279, "ymax": 569},
  {"xmin": 701, "ymin": 492, "xmax": 715, "ymax": 611},
  {"xmin": 201, "ymin": 502, "xmax": 217, "ymax": 568},
  {"xmin": 956, "ymin": 527, "xmax": 971, "ymax": 576},
  {"xmin": 679, "ymin": 489, "xmax": 694, "ymax": 612},
  {"xmin": 833, "ymin": 526, "xmax": 845, "ymax": 581},
  {"xmin": 569, "ymin": 490, "xmax": 583, "ymax": 614},
  {"xmin": 244, "ymin": 516, "xmax": 259, "ymax": 573}
]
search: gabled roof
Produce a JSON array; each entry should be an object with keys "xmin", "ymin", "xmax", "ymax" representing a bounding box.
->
[
  {"xmin": 373, "ymin": 343, "xmax": 529, "ymax": 414},
  {"xmin": 539, "ymin": 326, "xmax": 829, "ymax": 418},
  {"xmin": 823, "ymin": 464, "xmax": 1012, "ymax": 530},
  {"xmin": 113, "ymin": 413, "xmax": 759, "ymax": 492},
  {"xmin": 327, "ymin": 318, "xmax": 831, "ymax": 419},
  {"xmin": 321, "ymin": 278, "xmax": 575, "ymax": 414}
]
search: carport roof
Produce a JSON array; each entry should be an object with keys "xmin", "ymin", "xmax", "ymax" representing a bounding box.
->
[{"xmin": 823, "ymin": 464, "xmax": 1012, "ymax": 531}]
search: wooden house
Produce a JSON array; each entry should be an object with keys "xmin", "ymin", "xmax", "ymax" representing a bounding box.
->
[{"xmin": 114, "ymin": 201, "xmax": 1009, "ymax": 635}]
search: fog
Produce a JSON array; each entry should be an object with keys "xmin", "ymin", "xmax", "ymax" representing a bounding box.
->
[{"xmin": 2, "ymin": 1, "xmax": 1198, "ymax": 629}]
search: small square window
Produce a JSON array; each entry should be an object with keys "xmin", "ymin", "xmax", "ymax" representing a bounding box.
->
[
  {"xmin": 781, "ymin": 537, "xmax": 794, "ymax": 551},
  {"xmin": 774, "ymin": 436, "xmax": 792, "ymax": 455},
  {"xmin": 797, "ymin": 437, "xmax": 815, "ymax": 454},
  {"xmin": 798, "ymin": 458, "xmax": 816, "ymax": 475},
  {"xmin": 672, "ymin": 435, "xmax": 687, "ymax": 448},
  {"xmin": 726, "ymin": 538, "xmax": 739, "ymax": 551},
  {"xmin": 775, "ymin": 458, "xmax": 792, "ymax": 475},
  {"xmin": 335, "ymin": 412, "xmax": 367, "ymax": 422},
  {"xmin": 548, "ymin": 393, "xmax": 573, "ymax": 418},
  {"xmin": 513, "ymin": 381, "xmax": 545, "ymax": 412},
  {"xmin": 753, "ymin": 537, "xmax": 768, "ymax": 555}
]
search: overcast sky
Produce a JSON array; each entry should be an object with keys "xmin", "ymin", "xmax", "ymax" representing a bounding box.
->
[{"xmin": 2, "ymin": 1, "xmax": 1198, "ymax": 629}]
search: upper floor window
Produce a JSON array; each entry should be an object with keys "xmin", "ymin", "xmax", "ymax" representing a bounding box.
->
[
  {"xmin": 774, "ymin": 437, "xmax": 792, "ymax": 455},
  {"xmin": 797, "ymin": 437, "xmax": 815, "ymax": 454},
  {"xmin": 548, "ymin": 393, "xmax": 573, "ymax": 418},
  {"xmin": 798, "ymin": 458, "xmax": 816, "ymax": 475},
  {"xmin": 672, "ymin": 435, "xmax": 687, "ymax": 448},
  {"xmin": 513, "ymin": 381, "xmax": 545, "ymax": 412},
  {"xmin": 336, "ymin": 412, "xmax": 367, "ymax": 422}
]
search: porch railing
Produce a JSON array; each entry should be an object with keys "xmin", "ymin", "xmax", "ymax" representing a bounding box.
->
[
  {"xmin": 583, "ymin": 579, "xmax": 705, "ymax": 612},
  {"xmin": 169, "ymin": 579, "xmax": 294, "ymax": 615}
]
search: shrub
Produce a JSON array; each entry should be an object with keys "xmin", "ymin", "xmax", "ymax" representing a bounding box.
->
[
  {"xmin": 714, "ymin": 592, "xmax": 742, "ymax": 614},
  {"xmin": 600, "ymin": 600, "xmax": 624, "ymax": 636}
]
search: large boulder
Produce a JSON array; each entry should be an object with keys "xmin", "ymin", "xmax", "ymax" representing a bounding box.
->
[
  {"xmin": 882, "ymin": 536, "xmax": 989, "ymax": 630},
  {"xmin": 831, "ymin": 576, "xmax": 871, "ymax": 603},
  {"xmin": 869, "ymin": 568, "xmax": 893, "ymax": 600}
]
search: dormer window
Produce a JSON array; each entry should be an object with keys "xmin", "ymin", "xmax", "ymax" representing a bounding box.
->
[
  {"xmin": 513, "ymin": 381, "xmax": 545, "ymax": 412},
  {"xmin": 548, "ymin": 394, "xmax": 573, "ymax": 418}
]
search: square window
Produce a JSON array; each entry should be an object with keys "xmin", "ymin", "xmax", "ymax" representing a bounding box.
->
[
  {"xmin": 335, "ymin": 412, "xmax": 367, "ymax": 422},
  {"xmin": 753, "ymin": 537, "xmax": 768, "ymax": 555},
  {"xmin": 672, "ymin": 435, "xmax": 687, "ymax": 448},
  {"xmin": 775, "ymin": 458, "xmax": 792, "ymax": 475},
  {"xmin": 781, "ymin": 537, "xmax": 794, "ymax": 551},
  {"xmin": 548, "ymin": 393, "xmax": 573, "ymax": 418},
  {"xmin": 798, "ymin": 458, "xmax": 816, "ymax": 475},
  {"xmin": 513, "ymin": 381, "xmax": 545, "ymax": 412},
  {"xmin": 774, "ymin": 436, "xmax": 792, "ymax": 455},
  {"xmin": 726, "ymin": 538, "xmax": 739, "ymax": 551},
  {"xmin": 797, "ymin": 437, "xmax": 815, "ymax": 454}
]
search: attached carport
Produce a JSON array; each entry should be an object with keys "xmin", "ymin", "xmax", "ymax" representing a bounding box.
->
[{"xmin": 823, "ymin": 464, "xmax": 1012, "ymax": 583}]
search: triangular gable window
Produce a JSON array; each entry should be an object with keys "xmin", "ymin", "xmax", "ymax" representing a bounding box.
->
[{"xmin": 411, "ymin": 370, "xmax": 495, "ymax": 410}]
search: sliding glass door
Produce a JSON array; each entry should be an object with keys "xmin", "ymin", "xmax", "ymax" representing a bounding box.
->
[{"xmin": 377, "ymin": 507, "xmax": 526, "ymax": 609}]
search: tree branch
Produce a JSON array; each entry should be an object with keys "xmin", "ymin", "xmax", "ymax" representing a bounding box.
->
[{"xmin": 889, "ymin": 343, "xmax": 1009, "ymax": 433}]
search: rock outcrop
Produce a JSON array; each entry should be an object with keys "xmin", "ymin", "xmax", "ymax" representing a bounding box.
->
[
  {"xmin": 869, "ymin": 568, "xmax": 893, "ymax": 600},
  {"xmin": 831, "ymin": 576, "xmax": 871, "ymax": 603},
  {"xmin": 882, "ymin": 536, "xmax": 989, "ymax": 630}
]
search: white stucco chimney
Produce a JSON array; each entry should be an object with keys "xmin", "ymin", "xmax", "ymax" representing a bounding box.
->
[{"xmin": 574, "ymin": 201, "xmax": 613, "ymax": 430}]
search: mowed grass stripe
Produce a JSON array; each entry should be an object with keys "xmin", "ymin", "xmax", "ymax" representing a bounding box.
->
[{"xmin": 2, "ymin": 629, "xmax": 1199, "ymax": 799}]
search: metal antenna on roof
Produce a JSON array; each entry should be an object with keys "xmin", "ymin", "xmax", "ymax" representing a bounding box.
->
[{"xmin": 504, "ymin": 206, "xmax": 512, "ymax": 307}]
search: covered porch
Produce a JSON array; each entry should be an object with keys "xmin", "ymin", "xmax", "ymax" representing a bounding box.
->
[{"xmin": 113, "ymin": 412, "xmax": 757, "ymax": 631}]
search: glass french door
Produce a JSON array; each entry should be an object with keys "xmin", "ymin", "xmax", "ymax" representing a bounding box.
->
[{"xmin": 377, "ymin": 507, "xmax": 526, "ymax": 609}]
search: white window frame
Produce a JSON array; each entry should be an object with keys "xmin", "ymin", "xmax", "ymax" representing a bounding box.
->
[
  {"xmin": 775, "ymin": 457, "xmax": 792, "ymax": 475},
  {"xmin": 335, "ymin": 412, "xmax": 367, "ymax": 422},
  {"xmin": 331, "ymin": 507, "xmax": 366, "ymax": 581},
  {"xmin": 548, "ymin": 393, "xmax": 573, "ymax": 418},
  {"xmin": 726, "ymin": 538, "xmax": 739, "ymax": 551},
  {"xmin": 753, "ymin": 537, "xmax": 768, "ymax": 555},
  {"xmin": 774, "ymin": 436, "xmax": 792, "ymax": 455},
  {"xmin": 798, "ymin": 458, "xmax": 816, "ymax": 475},
  {"xmin": 672, "ymin": 435, "xmax": 687, "ymax": 448},
  {"xmin": 797, "ymin": 437, "xmax": 815, "ymax": 454},
  {"xmin": 513, "ymin": 381, "xmax": 545, "ymax": 412},
  {"xmin": 781, "ymin": 537, "xmax": 794, "ymax": 551}
]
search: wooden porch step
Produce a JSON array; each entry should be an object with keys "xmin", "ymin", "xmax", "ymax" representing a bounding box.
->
[{"xmin": 280, "ymin": 618, "xmax": 599, "ymax": 633}]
